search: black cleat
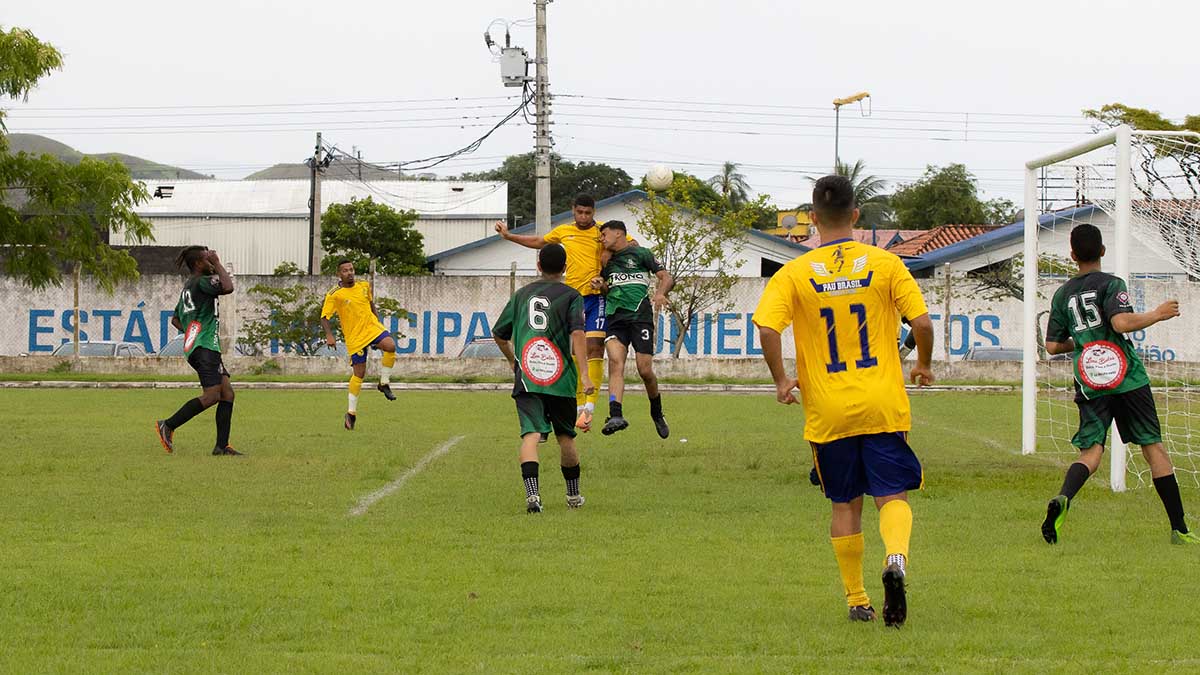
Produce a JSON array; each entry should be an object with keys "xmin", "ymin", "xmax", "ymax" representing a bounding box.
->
[
  {"xmin": 526, "ymin": 495, "xmax": 542, "ymax": 514},
  {"xmin": 377, "ymin": 383, "xmax": 396, "ymax": 401},
  {"xmin": 538, "ymin": 432, "xmax": 549, "ymax": 444},
  {"xmin": 601, "ymin": 415, "xmax": 629, "ymax": 435},
  {"xmin": 848, "ymin": 604, "xmax": 876, "ymax": 622},
  {"xmin": 1042, "ymin": 495, "xmax": 1069, "ymax": 544},
  {"xmin": 344, "ymin": 412, "xmax": 356, "ymax": 431},
  {"xmin": 652, "ymin": 415, "xmax": 670, "ymax": 439},
  {"xmin": 882, "ymin": 563, "xmax": 907, "ymax": 628},
  {"xmin": 809, "ymin": 466, "xmax": 821, "ymax": 486},
  {"xmin": 212, "ymin": 445, "xmax": 243, "ymax": 456},
  {"xmin": 155, "ymin": 420, "xmax": 174, "ymax": 453}
]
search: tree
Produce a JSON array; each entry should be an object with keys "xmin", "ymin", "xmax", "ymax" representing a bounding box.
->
[
  {"xmin": 812, "ymin": 159, "xmax": 894, "ymax": 229},
  {"xmin": 459, "ymin": 153, "xmax": 632, "ymax": 223},
  {"xmin": 1, "ymin": 27, "xmax": 153, "ymax": 291},
  {"xmin": 632, "ymin": 180, "xmax": 765, "ymax": 357},
  {"xmin": 319, "ymin": 196, "xmax": 426, "ymax": 275},
  {"xmin": 706, "ymin": 161, "xmax": 751, "ymax": 209},
  {"xmin": 965, "ymin": 252, "xmax": 1075, "ymax": 357},
  {"xmin": 890, "ymin": 164, "xmax": 992, "ymax": 229},
  {"xmin": 1082, "ymin": 103, "xmax": 1200, "ymax": 134}
]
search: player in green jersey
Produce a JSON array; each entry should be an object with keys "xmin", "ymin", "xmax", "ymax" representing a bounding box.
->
[
  {"xmin": 1042, "ymin": 224, "xmax": 1196, "ymax": 545},
  {"xmin": 155, "ymin": 246, "xmax": 241, "ymax": 456},
  {"xmin": 591, "ymin": 220, "xmax": 674, "ymax": 438},
  {"xmin": 493, "ymin": 244, "xmax": 595, "ymax": 513}
]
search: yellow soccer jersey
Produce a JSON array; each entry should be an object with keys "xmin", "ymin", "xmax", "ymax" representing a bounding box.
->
[
  {"xmin": 543, "ymin": 223, "xmax": 603, "ymax": 296},
  {"xmin": 321, "ymin": 281, "xmax": 386, "ymax": 355},
  {"xmin": 753, "ymin": 239, "xmax": 929, "ymax": 444}
]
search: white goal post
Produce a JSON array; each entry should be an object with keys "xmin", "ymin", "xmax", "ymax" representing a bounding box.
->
[{"xmin": 1021, "ymin": 125, "xmax": 1200, "ymax": 492}]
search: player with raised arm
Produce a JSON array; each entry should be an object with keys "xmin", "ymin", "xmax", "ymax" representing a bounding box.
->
[
  {"xmin": 155, "ymin": 246, "xmax": 241, "ymax": 456},
  {"xmin": 591, "ymin": 220, "xmax": 674, "ymax": 438},
  {"xmin": 754, "ymin": 176, "xmax": 935, "ymax": 628},
  {"xmin": 492, "ymin": 244, "xmax": 594, "ymax": 513},
  {"xmin": 320, "ymin": 259, "xmax": 398, "ymax": 431},
  {"xmin": 495, "ymin": 194, "xmax": 607, "ymax": 432},
  {"xmin": 1041, "ymin": 224, "xmax": 1197, "ymax": 545}
]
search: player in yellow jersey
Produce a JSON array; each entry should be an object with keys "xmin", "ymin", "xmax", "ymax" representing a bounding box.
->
[
  {"xmin": 753, "ymin": 175, "xmax": 935, "ymax": 628},
  {"xmin": 495, "ymin": 194, "xmax": 609, "ymax": 432},
  {"xmin": 320, "ymin": 259, "xmax": 398, "ymax": 430}
]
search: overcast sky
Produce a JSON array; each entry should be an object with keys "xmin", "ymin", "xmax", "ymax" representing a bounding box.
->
[{"xmin": 5, "ymin": 0, "xmax": 1198, "ymax": 209}]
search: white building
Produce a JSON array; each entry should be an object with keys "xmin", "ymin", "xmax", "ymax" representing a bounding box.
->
[
  {"xmin": 112, "ymin": 178, "xmax": 507, "ymax": 274},
  {"xmin": 426, "ymin": 190, "xmax": 812, "ymax": 277}
]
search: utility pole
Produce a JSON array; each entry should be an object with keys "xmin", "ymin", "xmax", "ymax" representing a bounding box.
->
[
  {"xmin": 534, "ymin": 0, "xmax": 552, "ymax": 236},
  {"xmin": 308, "ymin": 132, "xmax": 324, "ymax": 275}
]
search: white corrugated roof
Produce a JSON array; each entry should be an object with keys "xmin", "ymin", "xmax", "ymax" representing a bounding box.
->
[{"xmin": 135, "ymin": 178, "xmax": 507, "ymax": 217}]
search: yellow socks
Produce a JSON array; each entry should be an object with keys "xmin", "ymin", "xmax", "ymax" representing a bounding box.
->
[
  {"xmin": 587, "ymin": 358, "xmax": 604, "ymax": 408},
  {"xmin": 879, "ymin": 499, "xmax": 913, "ymax": 566},
  {"xmin": 380, "ymin": 350, "xmax": 396, "ymax": 385},
  {"xmin": 348, "ymin": 375, "xmax": 363, "ymax": 413},
  {"xmin": 831, "ymin": 532, "xmax": 869, "ymax": 608}
]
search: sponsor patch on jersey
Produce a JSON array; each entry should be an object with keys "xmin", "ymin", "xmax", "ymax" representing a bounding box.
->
[
  {"xmin": 1078, "ymin": 340, "xmax": 1128, "ymax": 390},
  {"xmin": 810, "ymin": 271, "xmax": 874, "ymax": 295},
  {"xmin": 183, "ymin": 320, "xmax": 202, "ymax": 352},
  {"xmin": 521, "ymin": 337, "xmax": 565, "ymax": 386},
  {"xmin": 1116, "ymin": 290, "xmax": 1131, "ymax": 307}
]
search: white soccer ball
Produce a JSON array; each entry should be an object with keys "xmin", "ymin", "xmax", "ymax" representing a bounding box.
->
[{"xmin": 645, "ymin": 165, "xmax": 674, "ymax": 191}]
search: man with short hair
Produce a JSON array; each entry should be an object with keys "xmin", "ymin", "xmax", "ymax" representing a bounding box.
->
[
  {"xmin": 321, "ymin": 259, "xmax": 398, "ymax": 430},
  {"xmin": 155, "ymin": 245, "xmax": 241, "ymax": 456},
  {"xmin": 495, "ymin": 194, "xmax": 608, "ymax": 432},
  {"xmin": 493, "ymin": 244, "xmax": 595, "ymax": 513},
  {"xmin": 1042, "ymin": 223, "xmax": 1196, "ymax": 545},
  {"xmin": 591, "ymin": 220, "xmax": 673, "ymax": 438},
  {"xmin": 754, "ymin": 175, "xmax": 935, "ymax": 627}
]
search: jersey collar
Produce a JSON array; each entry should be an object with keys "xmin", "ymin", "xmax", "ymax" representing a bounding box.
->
[{"xmin": 820, "ymin": 237, "xmax": 855, "ymax": 248}]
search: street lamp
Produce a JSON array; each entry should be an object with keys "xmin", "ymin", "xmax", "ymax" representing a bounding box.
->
[{"xmin": 832, "ymin": 91, "xmax": 870, "ymax": 173}]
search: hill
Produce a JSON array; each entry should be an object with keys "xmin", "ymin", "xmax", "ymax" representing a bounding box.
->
[
  {"xmin": 5, "ymin": 134, "xmax": 211, "ymax": 180},
  {"xmin": 245, "ymin": 158, "xmax": 411, "ymax": 181}
]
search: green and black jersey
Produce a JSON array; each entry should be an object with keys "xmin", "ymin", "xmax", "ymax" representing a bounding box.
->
[
  {"xmin": 1046, "ymin": 271, "xmax": 1149, "ymax": 400},
  {"xmin": 493, "ymin": 279, "xmax": 585, "ymax": 398},
  {"xmin": 174, "ymin": 274, "xmax": 223, "ymax": 356},
  {"xmin": 601, "ymin": 245, "xmax": 663, "ymax": 322}
]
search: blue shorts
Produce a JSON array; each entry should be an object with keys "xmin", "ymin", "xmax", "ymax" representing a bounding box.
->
[
  {"xmin": 810, "ymin": 432, "xmax": 923, "ymax": 503},
  {"xmin": 350, "ymin": 330, "xmax": 391, "ymax": 365},
  {"xmin": 583, "ymin": 294, "xmax": 606, "ymax": 337}
]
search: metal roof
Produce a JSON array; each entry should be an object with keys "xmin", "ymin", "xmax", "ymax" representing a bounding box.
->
[
  {"xmin": 905, "ymin": 205, "xmax": 1099, "ymax": 271},
  {"xmin": 135, "ymin": 178, "xmax": 507, "ymax": 218}
]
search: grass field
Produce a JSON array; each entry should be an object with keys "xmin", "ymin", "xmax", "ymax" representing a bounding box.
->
[{"xmin": 3, "ymin": 388, "xmax": 1198, "ymax": 673}]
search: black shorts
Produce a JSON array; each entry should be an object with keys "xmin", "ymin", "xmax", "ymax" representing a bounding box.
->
[
  {"xmin": 1073, "ymin": 384, "xmax": 1162, "ymax": 449},
  {"xmin": 188, "ymin": 347, "xmax": 230, "ymax": 388},
  {"xmin": 514, "ymin": 393, "xmax": 577, "ymax": 439},
  {"xmin": 605, "ymin": 313, "xmax": 655, "ymax": 354}
]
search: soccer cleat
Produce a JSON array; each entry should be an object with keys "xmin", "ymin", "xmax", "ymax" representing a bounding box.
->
[
  {"xmin": 652, "ymin": 415, "xmax": 670, "ymax": 439},
  {"xmin": 809, "ymin": 466, "xmax": 822, "ymax": 486},
  {"xmin": 881, "ymin": 563, "xmax": 907, "ymax": 628},
  {"xmin": 526, "ymin": 495, "xmax": 543, "ymax": 514},
  {"xmin": 566, "ymin": 494, "xmax": 586, "ymax": 509},
  {"xmin": 539, "ymin": 432, "xmax": 549, "ymax": 444},
  {"xmin": 1171, "ymin": 530, "xmax": 1200, "ymax": 545},
  {"xmin": 155, "ymin": 420, "xmax": 174, "ymax": 454},
  {"xmin": 575, "ymin": 409, "xmax": 593, "ymax": 433},
  {"xmin": 848, "ymin": 604, "xmax": 876, "ymax": 622},
  {"xmin": 377, "ymin": 383, "xmax": 396, "ymax": 401},
  {"xmin": 601, "ymin": 415, "xmax": 629, "ymax": 435},
  {"xmin": 1042, "ymin": 495, "xmax": 1070, "ymax": 544},
  {"xmin": 212, "ymin": 445, "xmax": 243, "ymax": 456},
  {"xmin": 344, "ymin": 412, "xmax": 357, "ymax": 431}
]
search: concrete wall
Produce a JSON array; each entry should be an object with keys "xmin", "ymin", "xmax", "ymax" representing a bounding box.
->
[{"xmin": 3, "ymin": 273, "xmax": 1197, "ymax": 363}]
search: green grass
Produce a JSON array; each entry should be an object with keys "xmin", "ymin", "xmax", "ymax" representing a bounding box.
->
[{"xmin": 1, "ymin": 390, "xmax": 1197, "ymax": 672}]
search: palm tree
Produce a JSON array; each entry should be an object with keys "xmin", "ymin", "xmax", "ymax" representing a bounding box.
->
[
  {"xmin": 706, "ymin": 161, "xmax": 751, "ymax": 209},
  {"xmin": 809, "ymin": 159, "xmax": 892, "ymax": 227}
]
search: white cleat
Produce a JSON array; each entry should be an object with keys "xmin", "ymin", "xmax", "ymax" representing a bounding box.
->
[{"xmin": 566, "ymin": 494, "xmax": 586, "ymax": 509}]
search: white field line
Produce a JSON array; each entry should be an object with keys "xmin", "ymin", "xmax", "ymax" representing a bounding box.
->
[{"xmin": 348, "ymin": 435, "xmax": 465, "ymax": 517}]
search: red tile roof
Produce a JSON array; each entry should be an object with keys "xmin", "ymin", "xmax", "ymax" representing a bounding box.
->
[{"xmin": 886, "ymin": 224, "xmax": 1002, "ymax": 257}]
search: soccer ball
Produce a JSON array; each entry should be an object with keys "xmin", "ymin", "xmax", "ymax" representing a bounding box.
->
[{"xmin": 645, "ymin": 165, "xmax": 674, "ymax": 191}]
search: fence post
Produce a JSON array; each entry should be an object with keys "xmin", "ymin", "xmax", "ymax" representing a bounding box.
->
[{"xmin": 943, "ymin": 263, "xmax": 952, "ymax": 363}]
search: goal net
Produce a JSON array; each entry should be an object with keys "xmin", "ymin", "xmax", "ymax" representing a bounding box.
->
[{"xmin": 1022, "ymin": 126, "xmax": 1200, "ymax": 492}]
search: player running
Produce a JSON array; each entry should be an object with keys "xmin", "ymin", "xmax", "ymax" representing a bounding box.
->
[
  {"xmin": 590, "ymin": 220, "xmax": 674, "ymax": 438},
  {"xmin": 495, "ymin": 194, "xmax": 607, "ymax": 432},
  {"xmin": 754, "ymin": 175, "xmax": 935, "ymax": 628},
  {"xmin": 492, "ymin": 244, "xmax": 594, "ymax": 513},
  {"xmin": 1041, "ymin": 223, "xmax": 1197, "ymax": 546},
  {"xmin": 320, "ymin": 259, "xmax": 398, "ymax": 430},
  {"xmin": 155, "ymin": 246, "xmax": 241, "ymax": 456}
]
